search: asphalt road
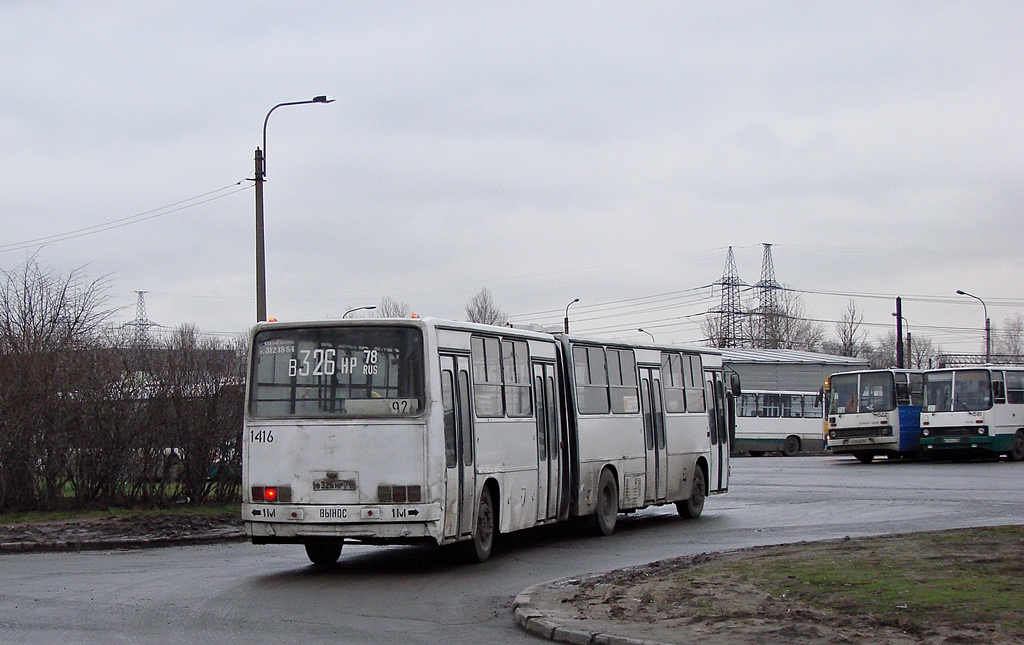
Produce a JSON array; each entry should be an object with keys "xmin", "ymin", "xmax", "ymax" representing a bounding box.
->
[{"xmin": 1, "ymin": 456, "xmax": 1022, "ymax": 644}]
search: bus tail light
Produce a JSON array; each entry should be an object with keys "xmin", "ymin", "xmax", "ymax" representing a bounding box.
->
[
  {"xmin": 378, "ymin": 485, "xmax": 422, "ymax": 503},
  {"xmin": 252, "ymin": 486, "xmax": 292, "ymax": 503}
]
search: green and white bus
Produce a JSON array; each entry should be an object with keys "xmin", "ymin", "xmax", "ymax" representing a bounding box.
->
[
  {"xmin": 920, "ymin": 366, "xmax": 1024, "ymax": 461},
  {"xmin": 734, "ymin": 390, "xmax": 824, "ymax": 456}
]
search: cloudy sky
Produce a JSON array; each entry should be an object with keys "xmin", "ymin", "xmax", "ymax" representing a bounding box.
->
[{"xmin": 2, "ymin": 2, "xmax": 1022, "ymax": 354}]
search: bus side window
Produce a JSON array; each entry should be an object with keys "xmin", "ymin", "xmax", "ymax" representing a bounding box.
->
[
  {"xmin": 909, "ymin": 373, "xmax": 925, "ymax": 407},
  {"xmin": 660, "ymin": 353, "xmax": 686, "ymax": 413},
  {"xmin": 1007, "ymin": 371, "xmax": 1024, "ymax": 404},
  {"xmin": 441, "ymin": 370, "xmax": 457, "ymax": 468},
  {"xmin": 895, "ymin": 372, "xmax": 910, "ymax": 405},
  {"xmin": 471, "ymin": 336, "xmax": 504, "ymax": 417},
  {"xmin": 992, "ymin": 371, "xmax": 1006, "ymax": 405}
]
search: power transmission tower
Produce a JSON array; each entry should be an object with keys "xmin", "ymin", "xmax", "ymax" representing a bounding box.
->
[
  {"xmin": 129, "ymin": 291, "xmax": 156, "ymax": 345},
  {"xmin": 755, "ymin": 243, "xmax": 782, "ymax": 348},
  {"xmin": 709, "ymin": 247, "xmax": 747, "ymax": 347}
]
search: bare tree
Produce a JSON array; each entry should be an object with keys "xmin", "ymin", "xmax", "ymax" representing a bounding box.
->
[
  {"xmin": 465, "ymin": 288, "xmax": 508, "ymax": 326},
  {"xmin": 862, "ymin": 331, "xmax": 898, "ymax": 369},
  {"xmin": 376, "ymin": 296, "xmax": 411, "ymax": 318},
  {"xmin": 746, "ymin": 289, "xmax": 824, "ymax": 351},
  {"xmin": 700, "ymin": 312, "xmax": 728, "ymax": 348},
  {"xmin": 831, "ymin": 299, "xmax": 867, "ymax": 357},
  {"xmin": 908, "ymin": 334, "xmax": 940, "ymax": 369},
  {"xmin": 994, "ymin": 314, "xmax": 1024, "ymax": 359}
]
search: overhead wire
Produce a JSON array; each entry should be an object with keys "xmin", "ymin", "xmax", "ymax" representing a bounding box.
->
[{"xmin": 0, "ymin": 181, "xmax": 252, "ymax": 254}]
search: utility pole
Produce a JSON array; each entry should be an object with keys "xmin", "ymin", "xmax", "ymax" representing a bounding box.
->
[
  {"xmin": 254, "ymin": 148, "xmax": 266, "ymax": 322},
  {"xmin": 895, "ymin": 297, "xmax": 904, "ymax": 369}
]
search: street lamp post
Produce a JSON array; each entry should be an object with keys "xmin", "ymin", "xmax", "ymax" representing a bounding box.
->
[
  {"xmin": 255, "ymin": 95, "xmax": 335, "ymax": 322},
  {"xmin": 956, "ymin": 289, "xmax": 990, "ymax": 362},
  {"xmin": 343, "ymin": 305, "xmax": 376, "ymax": 318},
  {"xmin": 563, "ymin": 298, "xmax": 579, "ymax": 335},
  {"xmin": 892, "ymin": 312, "xmax": 911, "ymax": 368},
  {"xmin": 638, "ymin": 328, "xmax": 655, "ymax": 343}
]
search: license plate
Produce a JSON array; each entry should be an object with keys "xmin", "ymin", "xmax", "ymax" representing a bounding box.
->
[
  {"xmin": 313, "ymin": 478, "xmax": 356, "ymax": 491},
  {"xmin": 942, "ymin": 437, "xmax": 964, "ymax": 444}
]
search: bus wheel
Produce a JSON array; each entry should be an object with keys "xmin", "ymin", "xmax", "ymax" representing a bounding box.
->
[
  {"xmin": 468, "ymin": 487, "xmax": 496, "ymax": 563},
  {"xmin": 782, "ymin": 436, "xmax": 801, "ymax": 457},
  {"xmin": 855, "ymin": 452, "xmax": 875, "ymax": 464},
  {"xmin": 1009, "ymin": 430, "xmax": 1024, "ymax": 462},
  {"xmin": 305, "ymin": 542, "xmax": 342, "ymax": 566},
  {"xmin": 594, "ymin": 469, "xmax": 619, "ymax": 536},
  {"xmin": 677, "ymin": 466, "xmax": 706, "ymax": 519}
]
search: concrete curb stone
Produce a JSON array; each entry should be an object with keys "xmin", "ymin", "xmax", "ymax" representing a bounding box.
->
[
  {"xmin": 0, "ymin": 530, "xmax": 247, "ymax": 553},
  {"xmin": 514, "ymin": 580, "xmax": 671, "ymax": 645}
]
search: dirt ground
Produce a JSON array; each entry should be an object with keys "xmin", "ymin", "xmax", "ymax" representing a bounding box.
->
[
  {"xmin": 0, "ymin": 511, "xmax": 244, "ymax": 549},
  {"xmin": 534, "ymin": 533, "xmax": 1023, "ymax": 645}
]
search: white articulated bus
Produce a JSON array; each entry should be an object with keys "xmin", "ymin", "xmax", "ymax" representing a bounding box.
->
[
  {"xmin": 919, "ymin": 366, "xmax": 1024, "ymax": 461},
  {"xmin": 734, "ymin": 390, "xmax": 825, "ymax": 456},
  {"xmin": 243, "ymin": 318, "xmax": 737, "ymax": 564},
  {"xmin": 824, "ymin": 369, "xmax": 923, "ymax": 463}
]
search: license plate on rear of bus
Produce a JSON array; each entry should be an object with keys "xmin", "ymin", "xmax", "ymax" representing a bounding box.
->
[{"xmin": 313, "ymin": 478, "xmax": 356, "ymax": 491}]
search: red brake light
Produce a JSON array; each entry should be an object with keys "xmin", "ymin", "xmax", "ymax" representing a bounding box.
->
[{"xmin": 264, "ymin": 487, "xmax": 278, "ymax": 502}]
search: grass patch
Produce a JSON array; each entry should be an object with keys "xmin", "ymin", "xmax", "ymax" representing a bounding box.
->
[
  {"xmin": 0, "ymin": 502, "xmax": 240, "ymax": 525},
  {"xmin": 715, "ymin": 526, "xmax": 1024, "ymax": 635}
]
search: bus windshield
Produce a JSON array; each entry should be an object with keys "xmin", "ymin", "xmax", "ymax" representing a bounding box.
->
[
  {"xmin": 924, "ymin": 369, "xmax": 991, "ymax": 413},
  {"xmin": 828, "ymin": 372, "xmax": 895, "ymax": 414},
  {"xmin": 249, "ymin": 326, "xmax": 425, "ymax": 418}
]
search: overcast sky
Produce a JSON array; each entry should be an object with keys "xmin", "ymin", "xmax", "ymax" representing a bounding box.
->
[{"xmin": 2, "ymin": 2, "xmax": 1022, "ymax": 353}]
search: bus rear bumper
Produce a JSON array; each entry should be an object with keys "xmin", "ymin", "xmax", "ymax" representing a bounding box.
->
[
  {"xmin": 828, "ymin": 437, "xmax": 898, "ymax": 452},
  {"xmin": 244, "ymin": 502, "xmax": 442, "ymax": 545}
]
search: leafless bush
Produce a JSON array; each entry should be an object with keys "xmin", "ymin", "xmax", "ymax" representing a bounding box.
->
[
  {"xmin": 0, "ymin": 256, "xmax": 114, "ymax": 511},
  {"xmin": 0, "ymin": 257, "xmax": 246, "ymax": 513}
]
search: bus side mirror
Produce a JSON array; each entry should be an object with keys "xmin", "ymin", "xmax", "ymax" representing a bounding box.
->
[{"xmin": 730, "ymin": 373, "xmax": 741, "ymax": 397}]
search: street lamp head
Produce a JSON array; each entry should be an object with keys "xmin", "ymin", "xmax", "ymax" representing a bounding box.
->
[
  {"xmin": 956, "ymin": 289, "xmax": 966, "ymax": 296},
  {"xmin": 312, "ymin": 95, "xmax": 335, "ymax": 103}
]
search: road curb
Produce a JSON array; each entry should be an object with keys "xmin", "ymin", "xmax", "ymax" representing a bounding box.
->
[
  {"xmin": 513, "ymin": 580, "xmax": 670, "ymax": 645},
  {"xmin": 0, "ymin": 531, "xmax": 247, "ymax": 554}
]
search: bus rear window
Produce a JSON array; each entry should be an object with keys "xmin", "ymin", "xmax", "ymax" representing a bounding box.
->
[{"xmin": 250, "ymin": 326, "xmax": 425, "ymax": 418}]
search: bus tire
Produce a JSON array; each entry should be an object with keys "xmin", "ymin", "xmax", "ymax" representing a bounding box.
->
[
  {"xmin": 1008, "ymin": 430, "xmax": 1024, "ymax": 462},
  {"xmin": 468, "ymin": 487, "xmax": 497, "ymax": 563},
  {"xmin": 855, "ymin": 452, "xmax": 875, "ymax": 464},
  {"xmin": 677, "ymin": 466, "xmax": 706, "ymax": 519},
  {"xmin": 305, "ymin": 542, "xmax": 342, "ymax": 566},
  {"xmin": 593, "ymin": 469, "xmax": 619, "ymax": 536},
  {"xmin": 782, "ymin": 435, "xmax": 800, "ymax": 457}
]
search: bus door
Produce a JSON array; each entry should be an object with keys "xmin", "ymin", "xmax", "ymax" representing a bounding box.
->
[
  {"xmin": 440, "ymin": 355, "xmax": 476, "ymax": 540},
  {"xmin": 639, "ymin": 367, "xmax": 668, "ymax": 503},
  {"xmin": 705, "ymin": 373, "xmax": 730, "ymax": 492},
  {"xmin": 533, "ymin": 361, "xmax": 561, "ymax": 522}
]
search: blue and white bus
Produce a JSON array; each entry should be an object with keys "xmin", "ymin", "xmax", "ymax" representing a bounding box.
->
[{"xmin": 825, "ymin": 369, "xmax": 923, "ymax": 463}]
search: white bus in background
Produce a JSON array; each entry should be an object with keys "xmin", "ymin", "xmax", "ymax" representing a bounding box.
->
[
  {"xmin": 734, "ymin": 390, "xmax": 824, "ymax": 456},
  {"xmin": 920, "ymin": 366, "xmax": 1024, "ymax": 461},
  {"xmin": 243, "ymin": 318, "xmax": 738, "ymax": 565},
  {"xmin": 825, "ymin": 369, "xmax": 924, "ymax": 463}
]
